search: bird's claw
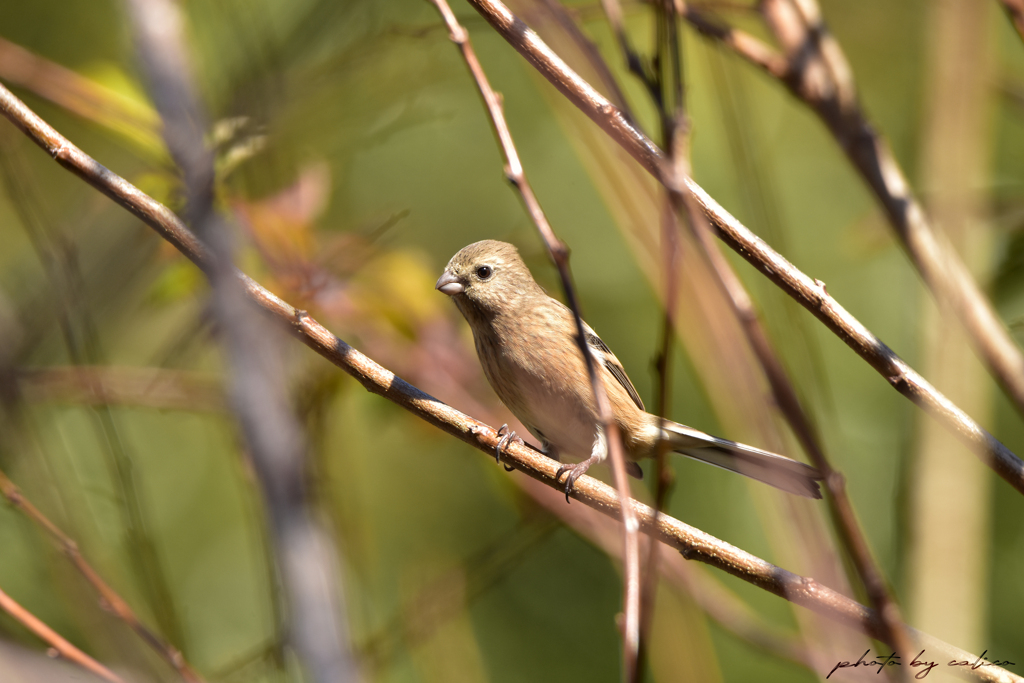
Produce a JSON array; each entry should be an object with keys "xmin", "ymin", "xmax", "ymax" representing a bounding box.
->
[
  {"xmin": 554, "ymin": 459, "xmax": 595, "ymax": 504},
  {"xmin": 495, "ymin": 424, "xmax": 523, "ymax": 470}
]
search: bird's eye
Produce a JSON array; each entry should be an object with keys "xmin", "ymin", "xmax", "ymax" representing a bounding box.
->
[{"xmin": 475, "ymin": 265, "xmax": 493, "ymax": 280}]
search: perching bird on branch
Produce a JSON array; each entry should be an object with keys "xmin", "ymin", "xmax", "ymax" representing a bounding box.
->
[{"xmin": 436, "ymin": 240, "xmax": 822, "ymax": 501}]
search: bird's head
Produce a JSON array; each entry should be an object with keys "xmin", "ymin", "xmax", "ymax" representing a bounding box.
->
[{"xmin": 435, "ymin": 240, "xmax": 540, "ymax": 318}]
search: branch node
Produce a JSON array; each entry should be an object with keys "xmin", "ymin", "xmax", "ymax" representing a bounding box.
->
[
  {"xmin": 549, "ymin": 239, "xmax": 569, "ymax": 264},
  {"xmin": 449, "ymin": 25, "xmax": 468, "ymax": 45}
]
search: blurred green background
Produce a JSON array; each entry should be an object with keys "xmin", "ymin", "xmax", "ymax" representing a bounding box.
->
[{"xmin": 0, "ymin": 0, "xmax": 1022, "ymax": 681}]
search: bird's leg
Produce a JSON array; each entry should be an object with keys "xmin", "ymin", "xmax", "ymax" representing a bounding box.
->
[
  {"xmin": 555, "ymin": 428, "xmax": 607, "ymax": 503},
  {"xmin": 495, "ymin": 424, "xmax": 524, "ymax": 471},
  {"xmin": 555, "ymin": 455, "xmax": 602, "ymax": 503}
]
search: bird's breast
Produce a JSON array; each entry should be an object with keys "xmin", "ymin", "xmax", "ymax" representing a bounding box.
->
[{"xmin": 473, "ymin": 321, "xmax": 599, "ymax": 459}]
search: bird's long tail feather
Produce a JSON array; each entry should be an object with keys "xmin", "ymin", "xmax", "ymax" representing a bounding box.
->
[{"xmin": 661, "ymin": 422, "xmax": 823, "ymax": 499}]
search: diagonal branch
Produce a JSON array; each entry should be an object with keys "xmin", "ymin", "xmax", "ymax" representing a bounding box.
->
[
  {"xmin": 0, "ymin": 81, "xmax": 1018, "ymax": 683},
  {"xmin": 682, "ymin": 190, "xmax": 915, "ymax": 665},
  {"xmin": 608, "ymin": 2, "xmax": 912, "ymax": 660},
  {"xmin": 14, "ymin": 366, "xmax": 225, "ymax": 412},
  {"xmin": 693, "ymin": 0, "xmax": 1024, "ymax": 426},
  {"xmin": 0, "ymin": 36, "xmax": 158, "ymax": 145},
  {"xmin": 999, "ymin": 0, "xmax": 1024, "ymax": 42},
  {"xmin": 425, "ymin": 0, "xmax": 642, "ymax": 673},
  {"xmin": 624, "ymin": 3, "xmax": 911, "ymax": 661},
  {"xmin": 0, "ymin": 469, "xmax": 203, "ymax": 682},
  {"xmin": 450, "ymin": 0, "xmax": 1024, "ymax": 497},
  {"xmin": 0, "ymin": 584, "xmax": 125, "ymax": 683},
  {"xmin": 519, "ymin": 474, "xmax": 816, "ymax": 670},
  {"xmin": 586, "ymin": 0, "xmax": 832, "ymax": 674}
]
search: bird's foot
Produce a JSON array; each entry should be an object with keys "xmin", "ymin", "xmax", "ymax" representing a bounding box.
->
[
  {"xmin": 495, "ymin": 424, "xmax": 523, "ymax": 472},
  {"xmin": 555, "ymin": 455, "xmax": 601, "ymax": 504}
]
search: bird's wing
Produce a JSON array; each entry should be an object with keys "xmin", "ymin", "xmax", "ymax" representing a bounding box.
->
[{"xmin": 583, "ymin": 324, "xmax": 645, "ymax": 412}]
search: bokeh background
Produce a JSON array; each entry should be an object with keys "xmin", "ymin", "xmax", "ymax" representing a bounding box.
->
[{"xmin": 0, "ymin": 0, "xmax": 1022, "ymax": 681}]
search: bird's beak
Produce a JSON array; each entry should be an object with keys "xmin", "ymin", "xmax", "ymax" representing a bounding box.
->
[{"xmin": 435, "ymin": 270, "xmax": 465, "ymax": 296}]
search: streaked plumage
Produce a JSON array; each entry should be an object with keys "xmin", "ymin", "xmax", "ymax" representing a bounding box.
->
[{"xmin": 436, "ymin": 240, "xmax": 822, "ymax": 500}]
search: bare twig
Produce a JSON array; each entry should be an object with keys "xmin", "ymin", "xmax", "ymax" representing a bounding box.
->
[
  {"xmin": 0, "ymin": 469, "xmax": 202, "ymax": 681},
  {"xmin": 483, "ymin": 0, "xmax": 962, "ymax": 668},
  {"xmin": 999, "ymin": 0, "xmax": 1024, "ymax": 42},
  {"xmin": 359, "ymin": 514, "xmax": 557, "ymax": 674},
  {"xmin": 681, "ymin": 7, "xmax": 789, "ymax": 76},
  {"xmin": 638, "ymin": 201, "xmax": 680, "ymax": 680},
  {"xmin": 534, "ymin": 0, "xmax": 636, "ymax": 115},
  {"xmin": 599, "ymin": 0, "xmax": 659, "ymax": 104},
  {"xmin": 684, "ymin": 193, "xmax": 915, "ymax": 666},
  {"xmin": 745, "ymin": 0, "xmax": 1024, "ymax": 425},
  {"xmin": 424, "ymin": 0, "xmax": 641, "ymax": 673},
  {"xmin": 591, "ymin": 0, "xmax": 913, "ymax": 669},
  {"xmin": 0, "ymin": 584, "xmax": 125, "ymax": 683},
  {"xmin": 448, "ymin": 0, "xmax": 1024, "ymax": 496},
  {"xmin": 0, "ymin": 81, "xmax": 1019, "ymax": 683},
  {"xmin": 606, "ymin": 2, "xmax": 687, "ymax": 679},
  {"xmin": 518, "ymin": 475, "xmax": 816, "ymax": 671},
  {"xmin": 0, "ymin": 105, "xmax": 189, "ymax": 660},
  {"xmin": 658, "ymin": 12, "xmax": 910, "ymax": 655},
  {"xmin": 14, "ymin": 366, "xmax": 224, "ymax": 412},
  {"xmin": 0, "ymin": 37, "xmax": 158, "ymax": 148}
]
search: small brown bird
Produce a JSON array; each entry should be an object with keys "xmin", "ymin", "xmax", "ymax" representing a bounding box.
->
[{"xmin": 436, "ymin": 240, "xmax": 822, "ymax": 500}]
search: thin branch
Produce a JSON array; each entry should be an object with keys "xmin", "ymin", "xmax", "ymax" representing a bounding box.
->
[
  {"xmin": 448, "ymin": 0, "xmax": 1024, "ymax": 497},
  {"xmin": 123, "ymin": 1, "xmax": 357, "ymax": 681},
  {"xmin": 0, "ymin": 82, "xmax": 1018, "ymax": 683},
  {"xmin": 0, "ymin": 37, "xmax": 158, "ymax": 146},
  {"xmin": 359, "ymin": 514, "xmax": 557, "ymax": 674},
  {"xmin": 534, "ymin": 0, "xmax": 636, "ymax": 116},
  {"xmin": 518, "ymin": 475, "xmax": 816, "ymax": 671},
  {"xmin": 424, "ymin": 0, "xmax": 641, "ymax": 674},
  {"xmin": 600, "ymin": 0, "xmax": 660, "ymax": 102},
  {"xmin": 681, "ymin": 4, "xmax": 789, "ymax": 77},
  {"xmin": 0, "ymin": 584, "xmax": 125, "ymax": 683},
  {"xmin": 999, "ymin": 0, "xmax": 1024, "ymax": 42},
  {"xmin": 0, "ymin": 469, "xmax": 203, "ymax": 682},
  {"xmin": 744, "ymin": 0, "xmax": 1024, "ymax": 425},
  {"xmin": 592, "ymin": 0, "xmax": 912, "ymax": 669},
  {"xmin": 683, "ymin": 191, "xmax": 915, "ymax": 667},
  {"xmin": 638, "ymin": 201, "xmax": 680, "ymax": 679},
  {"xmin": 0, "ymin": 112, "xmax": 191, "ymax": 660},
  {"xmin": 14, "ymin": 366, "xmax": 225, "ymax": 412},
  {"xmin": 614, "ymin": 2, "xmax": 687, "ymax": 679}
]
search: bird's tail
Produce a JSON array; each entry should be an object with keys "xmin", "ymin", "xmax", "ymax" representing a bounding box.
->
[{"xmin": 660, "ymin": 421, "xmax": 822, "ymax": 499}]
